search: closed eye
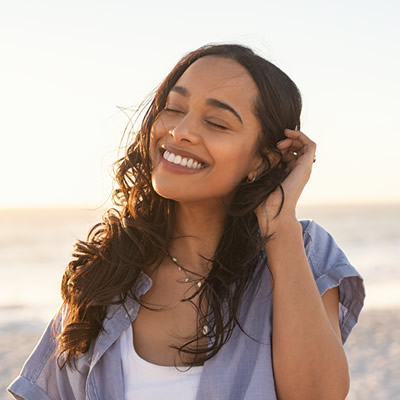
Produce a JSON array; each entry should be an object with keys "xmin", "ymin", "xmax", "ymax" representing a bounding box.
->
[
  {"xmin": 207, "ymin": 121, "xmax": 228, "ymax": 130},
  {"xmin": 164, "ymin": 107, "xmax": 228, "ymax": 130},
  {"xmin": 164, "ymin": 107, "xmax": 183, "ymax": 114}
]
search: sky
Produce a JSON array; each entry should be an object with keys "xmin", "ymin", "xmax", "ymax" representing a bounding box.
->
[{"xmin": 1, "ymin": 0, "xmax": 399, "ymax": 208}]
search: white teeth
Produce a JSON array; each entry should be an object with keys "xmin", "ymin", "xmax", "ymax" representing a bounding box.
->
[
  {"xmin": 162, "ymin": 150, "xmax": 204, "ymax": 170},
  {"xmin": 173, "ymin": 155, "xmax": 182, "ymax": 164},
  {"xmin": 167, "ymin": 152, "xmax": 175, "ymax": 162}
]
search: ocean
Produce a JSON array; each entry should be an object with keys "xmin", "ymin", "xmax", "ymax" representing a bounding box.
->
[{"xmin": 1, "ymin": 204, "xmax": 399, "ymax": 333}]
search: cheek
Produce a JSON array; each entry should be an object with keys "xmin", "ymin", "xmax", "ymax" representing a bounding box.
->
[
  {"xmin": 150, "ymin": 121, "xmax": 161, "ymax": 144},
  {"xmin": 216, "ymin": 141, "xmax": 256, "ymax": 174},
  {"xmin": 149, "ymin": 129, "xmax": 157, "ymax": 157},
  {"xmin": 149, "ymin": 122, "xmax": 165, "ymax": 160},
  {"xmin": 217, "ymin": 165, "xmax": 247, "ymax": 190},
  {"xmin": 150, "ymin": 112, "xmax": 168, "ymax": 137}
]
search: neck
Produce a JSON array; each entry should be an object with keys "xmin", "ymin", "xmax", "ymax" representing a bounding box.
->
[{"xmin": 170, "ymin": 200, "xmax": 227, "ymax": 271}]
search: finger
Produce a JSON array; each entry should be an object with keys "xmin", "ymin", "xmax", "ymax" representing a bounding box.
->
[
  {"xmin": 278, "ymin": 142, "xmax": 305, "ymax": 163},
  {"xmin": 278, "ymin": 129, "xmax": 310, "ymax": 150},
  {"xmin": 279, "ymin": 141, "xmax": 308, "ymax": 158},
  {"xmin": 277, "ymin": 140, "xmax": 306, "ymax": 157},
  {"xmin": 284, "ymin": 141, "xmax": 306, "ymax": 153},
  {"xmin": 276, "ymin": 138, "xmax": 294, "ymax": 150},
  {"xmin": 283, "ymin": 129, "xmax": 316, "ymax": 161},
  {"xmin": 283, "ymin": 128, "xmax": 302, "ymax": 139},
  {"xmin": 284, "ymin": 129, "xmax": 315, "ymax": 148},
  {"xmin": 282, "ymin": 151, "xmax": 297, "ymax": 163}
]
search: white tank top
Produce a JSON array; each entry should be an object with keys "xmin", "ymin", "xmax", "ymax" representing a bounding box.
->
[{"xmin": 120, "ymin": 325, "xmax": 203, "ymax": 399}]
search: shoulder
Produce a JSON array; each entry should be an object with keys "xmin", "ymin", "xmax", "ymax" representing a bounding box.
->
[
  {"xmin": 299, "ymin": 219, "xmax": 352, "ymax": 276},
  {"xmin": 299, "ymin": 219, "xmax": 366, "ymax": 344}
]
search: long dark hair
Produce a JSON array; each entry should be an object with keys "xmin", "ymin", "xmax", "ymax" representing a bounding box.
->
[{"xmin": 54, "ymin": 43, "xmax": 302, "ymax": 368}]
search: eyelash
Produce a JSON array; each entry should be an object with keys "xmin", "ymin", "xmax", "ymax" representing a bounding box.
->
[
  {"xmin": 163, "ymin": 108, "xmax": 228, "ymax": 130},
  {"xmin": 164, "ymin": 108, "xmax": 182, "ymax": 113},
  {"xmin": 207, "ymin": 121, "xmax": 228, "ymax": 130}
]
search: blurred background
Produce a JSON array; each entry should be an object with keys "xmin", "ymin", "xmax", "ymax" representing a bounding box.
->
[{"xmin": 1, "ymin": 0, "xmax": 399, "ymax": 398}]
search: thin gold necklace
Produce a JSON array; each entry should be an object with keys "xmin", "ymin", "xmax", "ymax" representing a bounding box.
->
[
  {"xmin": 167, "ymin": 252, "xmax": 204, "ymax": 288},
  {"xmin": 166, "ymin": 252, "xmax": 209, "ymax": 335}
]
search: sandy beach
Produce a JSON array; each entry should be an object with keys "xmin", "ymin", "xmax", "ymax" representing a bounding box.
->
[
  {"xmin": 1, "ymin": 308, "xmax": 399, "ymax": 399},
  {"xmin": 344, "ymin": 308, "xmax": 400, "ymax": 399}
]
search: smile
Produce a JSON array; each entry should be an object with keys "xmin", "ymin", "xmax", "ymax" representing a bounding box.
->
[{"xmin": 162, "ymin": 150, "xmax": 206, "ymax": 170}]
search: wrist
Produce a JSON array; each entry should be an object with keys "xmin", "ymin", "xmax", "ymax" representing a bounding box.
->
[
  {"xmin": 258, "ymin": 213, "xmax": 300, "ymax": 237},
  {"xmin": 264, "ymin": 218, "xmax": 305, "ymax": 274},
  {"xmin": 269, "ymin": 215, "xmax": 300, "ymax": 233},
  {"xmin": 264, "ymin": 217, "xmax": 303, "ymax": 253}
]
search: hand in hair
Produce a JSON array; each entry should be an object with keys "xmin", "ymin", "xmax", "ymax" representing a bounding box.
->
[{"xmin": 255, "ymin": 128, "xmax": 317, "ymax": 235}]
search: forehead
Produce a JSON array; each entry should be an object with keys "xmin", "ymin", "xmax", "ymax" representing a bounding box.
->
[{"xmin": 173, "ymin": 56, "xmax": 259, "ymax": 108}]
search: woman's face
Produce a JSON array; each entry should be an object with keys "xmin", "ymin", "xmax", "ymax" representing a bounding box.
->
[{"xmin": 150, "ymin": 56, "xmax": 263, "ymax": 205}]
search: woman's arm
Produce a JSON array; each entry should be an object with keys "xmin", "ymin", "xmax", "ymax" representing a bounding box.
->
[
  {"xmin": 265, "ymin": 218, "xmax": 349, "ymax": 400},
  {"xmin": 256, "ymin": 129, "xmax": 349, "ymax": 400}
]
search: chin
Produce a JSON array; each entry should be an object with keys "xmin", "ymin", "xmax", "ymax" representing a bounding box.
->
[
  {"xmin": 151, "ymin": 169, "xmax": 240, "ymax": 205},
  {"xmin": 151, "ymin": 178, "xmax": 181, "ymax": 202}
]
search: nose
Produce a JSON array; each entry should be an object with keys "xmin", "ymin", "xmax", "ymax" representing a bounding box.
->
[{"xmin": 168, "ymin": 114, "xmax": 200, "ymax": 144}]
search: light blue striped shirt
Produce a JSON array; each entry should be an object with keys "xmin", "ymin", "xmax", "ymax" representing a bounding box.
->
[{"xmin": 8, "ymin": 220, "xmax": 365, "ymax": 399}]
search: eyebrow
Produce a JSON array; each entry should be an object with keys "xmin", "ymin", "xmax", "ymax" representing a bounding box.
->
[{"xmin": 170, "ymin": 85, "xmax": 243, "ymax": 125}]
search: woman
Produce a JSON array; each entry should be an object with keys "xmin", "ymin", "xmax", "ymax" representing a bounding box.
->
[{"xmin": 8, "ymin": 44, "xmax": 365, "ymax": 400}]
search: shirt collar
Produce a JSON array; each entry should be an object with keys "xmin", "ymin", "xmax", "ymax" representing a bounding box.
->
[{"xmin": 90, "ymin": 271, "xmax": 153, "ymax": 367}]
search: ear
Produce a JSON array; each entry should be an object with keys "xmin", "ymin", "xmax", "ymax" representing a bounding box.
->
[{"xmin": 246, "ymin": 155, "xmax": 263, "ymax": 182}]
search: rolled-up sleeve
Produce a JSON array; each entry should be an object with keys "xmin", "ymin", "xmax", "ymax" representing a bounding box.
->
[
  {"xmin": 8, "ymin": 375, "xmax": 54, "ymax": 400},
  {"xmin": 7, "ymin": 314, "xmax": 62, "ymax": 400},
  {"xmin": 301, "ymin": 219, "xmax": 366, "ymax": 344}
]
